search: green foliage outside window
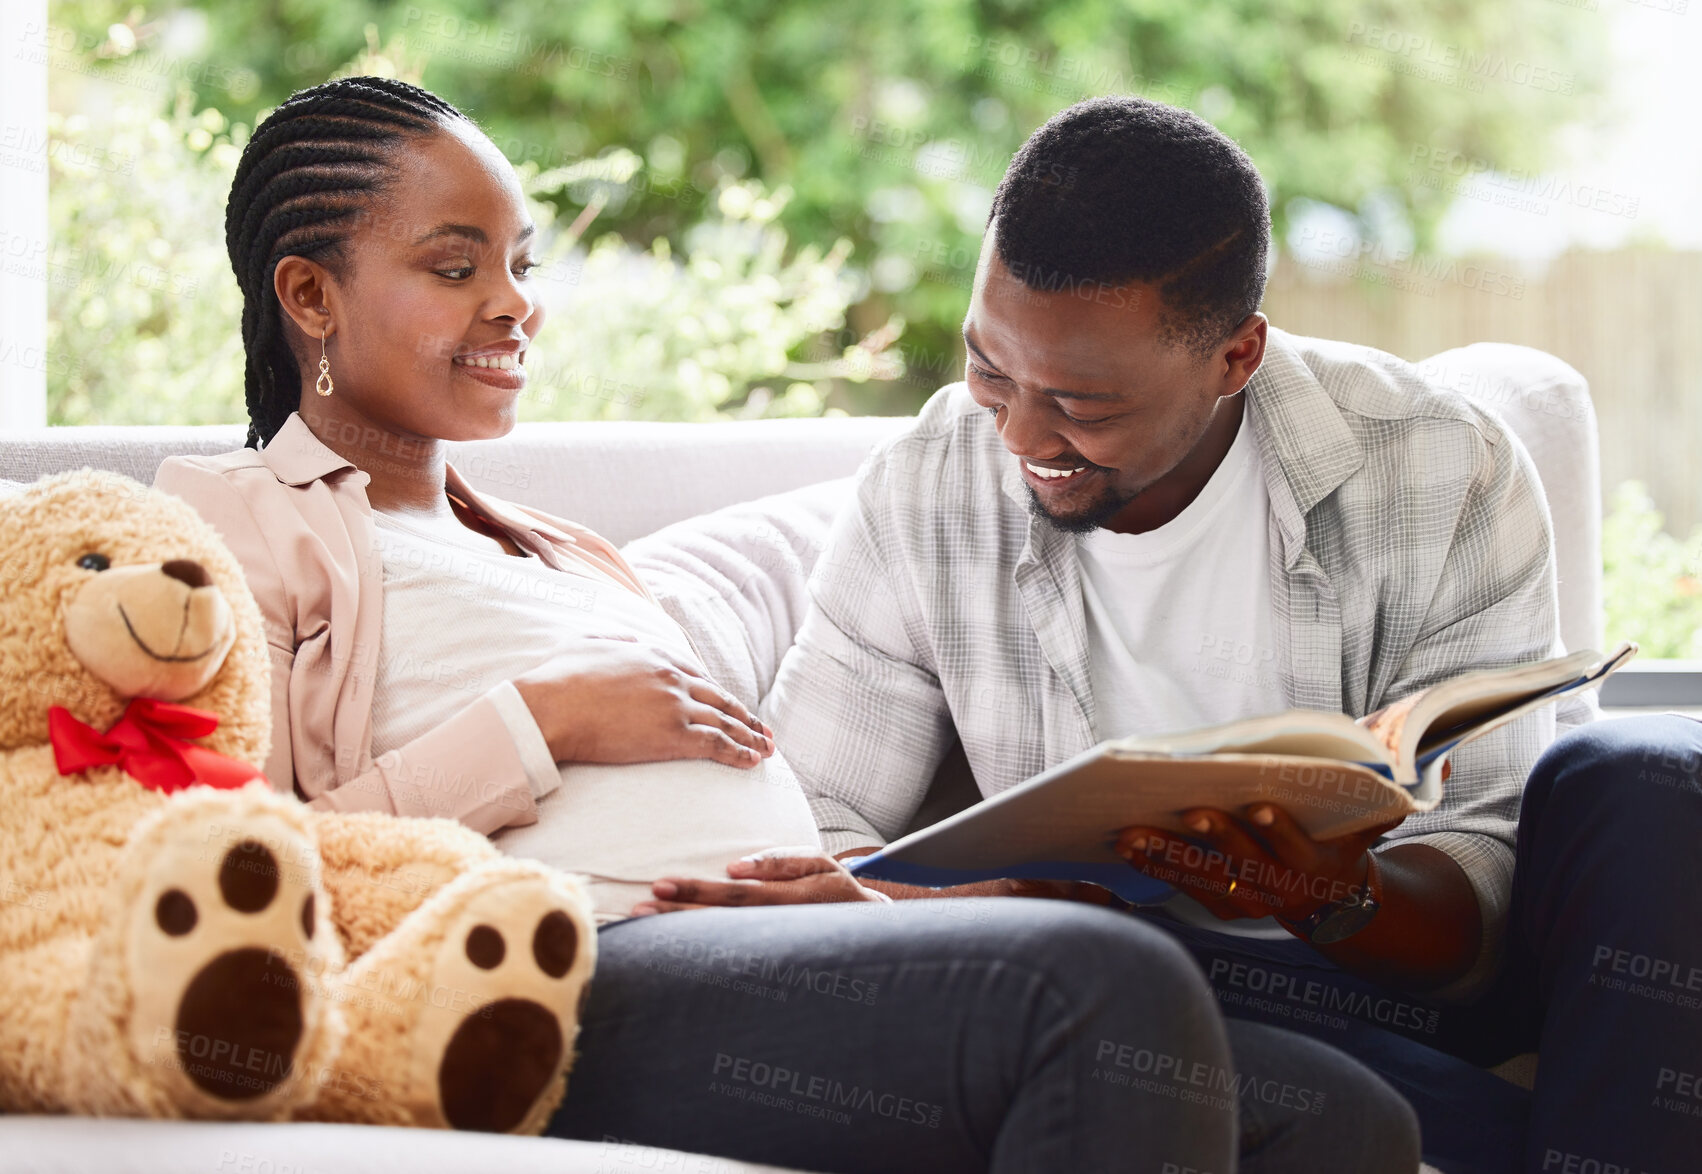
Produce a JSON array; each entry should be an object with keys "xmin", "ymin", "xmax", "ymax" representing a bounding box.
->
[
  {"xmin": 48, "ymin": 0, "xmax": 1610, "ymax": 415},
  {"xmin": 46, "ymin": 99, "xmax": 246, "ymax": 426},
  {"xmin": 1602, "ymin": 483, "xmax": 1702, "ymax": 659}
]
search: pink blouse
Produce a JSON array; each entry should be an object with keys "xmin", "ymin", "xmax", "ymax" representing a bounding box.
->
[{"xmin": 154, "ymin": 411, "xmax": 655, "ymax": 834}]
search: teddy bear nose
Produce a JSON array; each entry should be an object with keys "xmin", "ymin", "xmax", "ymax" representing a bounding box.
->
[{"xmin": 160, "ymin": 559, "xmax": 212, "ymax": 589}]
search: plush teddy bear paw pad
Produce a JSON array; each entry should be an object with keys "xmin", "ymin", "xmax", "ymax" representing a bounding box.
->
[
  {"xmin": 334, "ymin": 860, "xmax": 595, "ymax": 1134},
  {"xmin": 119, "ymin": 802, "xmax": 335, "ymax": 1114},
  {"xmin": 424, "ymin": 866, "xmax": 594, "ymax": 1133}
]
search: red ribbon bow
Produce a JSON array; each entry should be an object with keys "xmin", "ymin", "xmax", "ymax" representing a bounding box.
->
[{"xmin": 49, "ymin": 697, "xmax": 264, "ymax": 794}]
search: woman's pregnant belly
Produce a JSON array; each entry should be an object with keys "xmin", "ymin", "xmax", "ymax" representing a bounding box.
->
[{"xmin": 490, "ymin": 749, "xmax": 822, "ymax": 922}]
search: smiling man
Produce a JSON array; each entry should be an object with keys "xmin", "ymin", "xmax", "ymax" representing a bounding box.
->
[
  {"xmin": 770, "ymin": 97, "xmax": 1547, "ymax": 998},
  {"xmin": 737, "ymin": 97, "xmax": 1702, "ymax": 1172}
]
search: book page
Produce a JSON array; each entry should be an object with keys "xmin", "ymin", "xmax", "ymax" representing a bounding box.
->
[
  {"xmin": 1115, "ymin": 710, "xmax": 1391, "ymax": 765},
  {"xmin": 1400, "ymin": 643, "xmax": 1636, "ymax": 763},
  {"xmin": 1358, "ymin": 693, "xmax": 1422, "ymax": 758}
]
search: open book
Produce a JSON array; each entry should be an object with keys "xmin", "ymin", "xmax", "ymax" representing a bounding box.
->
[{"xmin": 849, "ymin": 643, "xmax": 1637, "ymax": 905}]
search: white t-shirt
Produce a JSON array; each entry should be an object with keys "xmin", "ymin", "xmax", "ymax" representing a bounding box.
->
[
  {"xmin": 368, "ymin": 511, "xmax": 821, "ymax": 923},
  {"xmin": 1076, "ymin": 410, "xmax": 1287, "ymax": 741},
  {"xmin": 1077, "ymin": 414, "xmax": 1292, "ymax": 937}
]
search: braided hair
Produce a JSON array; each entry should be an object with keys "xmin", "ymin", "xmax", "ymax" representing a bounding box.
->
[{"xmin": 225, "ymin": 76, "xmax": 471, "ymax": 447}]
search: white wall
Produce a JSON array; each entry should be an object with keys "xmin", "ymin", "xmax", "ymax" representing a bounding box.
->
[{"xmin": 0, "ymin": 0, "xmax": 49, "ymax": 430}]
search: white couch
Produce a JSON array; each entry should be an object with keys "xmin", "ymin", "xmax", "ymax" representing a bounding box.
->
[
  {"xmin": 0, "ymin": 344, "xmax": 1600, "ymax": 1173},
  {"xmin": 0, "ymin": 347, "xmax": 1605, "ymax": 655}
]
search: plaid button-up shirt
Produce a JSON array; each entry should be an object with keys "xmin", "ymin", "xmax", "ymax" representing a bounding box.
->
[{"xmin": 764, "ymin": 328, "xmax": 1583, "ymax": 995}]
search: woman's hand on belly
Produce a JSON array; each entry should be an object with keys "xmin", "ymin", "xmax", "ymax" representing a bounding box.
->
[
  {"xmin": 629, "ymin": 849, "xmax": 892, "ymax": 916},
  {"xmin": 513, "ymin": 638, "xmax": 774, "ymax": 768}
]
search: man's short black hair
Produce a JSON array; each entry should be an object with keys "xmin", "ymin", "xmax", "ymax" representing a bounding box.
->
[{"xmin": 988, "ymin": 96, "xmax": 1270, "ymax": 355}]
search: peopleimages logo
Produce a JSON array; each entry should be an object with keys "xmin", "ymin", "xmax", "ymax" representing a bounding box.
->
[
  {"xmin": 710, "ymin": 1054, "xmax": 943, "ymax": 1128},
  {"xmin": 1344, "ymin": 24, "xmax": 1577, "ymax": 94},
  {"xmin": 1653, "ymin": 1067, "xmax": 1702, "ymax": 1119},
  {"xmin": 1293, "ymin": 224, "xmax": 1527, "ymax": 299},
  {"xmin": 1586, "ymin": 940, "xmax": 1702, "ymax": 1017},
  {"xmin": 648, "ymin": 938, "xmax": 880, "ymax": 1006},
  {"xmin": 1207, "ymin": 959, "xmax": 1442, "ymax": 1035},
  {"xmin": 1590, "ymin": 945, "xmax": 1702, "ymax": 994},
  {"xmin": 1092, "ymin": 1038, "xmax": 1328, "ymax": 1114},
  {"xmin": 1409, "ymin": 146, "xmax": 1641, "ymax": 220},
  {"xmin": 1539, "ymin": 1149, "xmax": 1655, "ymax": 1174}
]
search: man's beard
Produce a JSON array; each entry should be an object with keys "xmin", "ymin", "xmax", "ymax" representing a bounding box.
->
[{"xmin": 1024, "ymin": 479, "xmax": 1138, "ymax": 534}]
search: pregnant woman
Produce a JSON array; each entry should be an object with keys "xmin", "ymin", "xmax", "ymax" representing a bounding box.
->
[{"xmin": 157, "ymin": 75, "xmax": 1420, "ymax": 1173}]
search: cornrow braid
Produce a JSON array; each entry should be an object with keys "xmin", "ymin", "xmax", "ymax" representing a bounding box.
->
[{"xmin": 224, "ymin": 76, "xmax": 470, "ymax": 447}]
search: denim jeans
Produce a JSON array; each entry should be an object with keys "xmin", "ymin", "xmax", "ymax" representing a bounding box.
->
[
  {"xmin": 1128, "ymin": 915, "xmax": 1532, "ymax": 1174},
  {"xmin": 1138, "ymin": 714, "xmax": 1702, "ymax": 1174},
  {"xmin": 1507, "ymin": 713, "xmax": 1702, "ymax": 1173},
  {"xmin": 546, "ymin": 898, "xmax": 1418, "ymax": 1173}
]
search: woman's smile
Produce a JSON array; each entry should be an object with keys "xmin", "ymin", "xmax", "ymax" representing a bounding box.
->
[{"xmin": 452, "ymin": 343, "xmax": 528, "ymax": 390}]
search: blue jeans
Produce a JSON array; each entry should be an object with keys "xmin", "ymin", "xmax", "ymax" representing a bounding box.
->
[
  {"xmin": 1127, "ymin": 916, "xmax": 1532, "ymax": 1174},
  {"xmin": 1140, "ymin": 714, "xmax": 1702, "ymax": 1174},
  {"xmin": 546, "ymin": 898, "xmax": 1418, "ymax": 1173},
  {"xmin": 1507, "ymin": 713, "xmax": 1702, "ymax": 1173}
]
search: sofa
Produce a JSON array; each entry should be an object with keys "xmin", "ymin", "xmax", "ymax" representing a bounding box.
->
[{"xmin": 0, "ymin": 343, "xmax": 1601, "ymax": 1174}]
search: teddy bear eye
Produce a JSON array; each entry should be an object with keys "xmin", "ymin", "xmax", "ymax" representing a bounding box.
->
[{"xmin": 77, "ymin": 553, "xmax": 111, "ymax": 572}]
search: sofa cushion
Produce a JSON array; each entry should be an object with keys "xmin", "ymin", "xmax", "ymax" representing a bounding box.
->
[
  {"xmin": 623, "ymin": 478, "xmax": 852, "ymax": 711},
  {"xmin": 1418, "ymin": 343, "xmax": 1602, "ymax": 656},
  {"xmin": 0, "ymin": 1116, "xmax": 816, "ymax": 1173},
  {"xmin": 443, "ymin": 418, "xmax": 906, "ymax": 546},
  {"xmin": 0, "ymin": 418, "xmax": 908, "ymax": 548}
]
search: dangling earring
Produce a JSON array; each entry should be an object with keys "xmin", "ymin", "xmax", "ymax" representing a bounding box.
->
[{"xmin": 315, "ymin": 323, "xmax": 334, "ymax": 397}]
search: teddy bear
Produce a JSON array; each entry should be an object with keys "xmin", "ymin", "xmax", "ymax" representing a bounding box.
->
[{"xmin": 0, "ymin": 469, "xmax": 596, "ymax": 1135}]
